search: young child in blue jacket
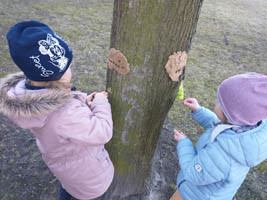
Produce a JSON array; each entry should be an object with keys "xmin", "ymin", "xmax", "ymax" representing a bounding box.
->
[{"xmin": 171, "ymin": 73, "xmax": 267, "ymax": 200}]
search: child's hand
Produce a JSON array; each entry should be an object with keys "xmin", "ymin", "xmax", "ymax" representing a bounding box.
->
[
  {"xmin": 94, "ymin": 91, "xmax": 108, "ymax": 99},
  {"xmin": 183, "ymin": 98, "xmax": 200, "ymax": 112},
  {"xmin": 87, "ymin": 92, "xmax": 97, "ymax": 106},
  {"xmin": 173, "ymin": 129, "xmax": 187, "ymax": 142}
]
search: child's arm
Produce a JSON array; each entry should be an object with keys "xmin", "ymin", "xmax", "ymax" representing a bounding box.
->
[
  {"xmin": 56, "ymin": 92, "xmax": 113, "ymax": 145},
  {"xmin": 184, "ymin": 98, "xmax": 219, "ymax": 129},
  {"xmin": 176, "ymin": 134, "xmax": 231, "ymax": 185}
]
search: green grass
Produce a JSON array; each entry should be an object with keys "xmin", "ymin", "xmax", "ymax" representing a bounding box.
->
[{"xmin": 256, "ymin": 160, "xmax": 267, "ymax": 175}]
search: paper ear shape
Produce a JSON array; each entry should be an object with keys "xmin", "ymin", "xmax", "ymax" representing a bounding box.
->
[
  {"xmin": 165, "ymin": 51, "xmax": 187, "ymax": 82},
  {"xmin": 108, "ymin": 48, "xmax": 130, "ymax": 75}
]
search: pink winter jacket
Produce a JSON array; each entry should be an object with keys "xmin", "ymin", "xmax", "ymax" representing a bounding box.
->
[{"xmin": 0, "ymin": 73, "xmax": 114, "ymax": 200}]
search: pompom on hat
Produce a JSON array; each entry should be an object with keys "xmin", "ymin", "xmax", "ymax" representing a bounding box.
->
[
  {"xmin": 217, "ymin": 73, "xmax": 267, "ymax": 126},
  {"xmin": 6, "ymin": 20, "xmax": 73, "ymax": 81}
]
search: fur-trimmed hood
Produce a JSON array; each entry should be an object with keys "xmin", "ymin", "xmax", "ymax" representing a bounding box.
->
[{"xmin": 0, "ymin": 72, "xmax": 72, "ymax": 118}]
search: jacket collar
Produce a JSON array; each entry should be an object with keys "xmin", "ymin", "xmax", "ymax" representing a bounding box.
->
[{"xmin": 0, "ymin": 72, "xmax": 72, "ymax": 118}]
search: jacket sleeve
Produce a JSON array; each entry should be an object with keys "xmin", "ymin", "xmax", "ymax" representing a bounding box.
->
[
  {"xmin": 177, "ymin": 138, "xmax": 231, "ymax": 185},
  {"xmin": 191, "ymin": 107, "xmax": 219, "ymax": 129},
  {"xmin": 56, "ymin": 97, "xmax": 113, "ymax": 145}
]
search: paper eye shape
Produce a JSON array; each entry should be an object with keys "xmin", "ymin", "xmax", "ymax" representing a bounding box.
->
[
  {"xmin": 165, "ymin": 51, "xmax": 187, "ymax": 82},
  {"xmin": 108, "ymin": 48, "xmax": 130, "ymax": 75}
]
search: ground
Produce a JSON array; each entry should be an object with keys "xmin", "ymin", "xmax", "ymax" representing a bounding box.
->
[{"xmin": 0, "ymin": 0, "xmax": 267, "ymax": 199}]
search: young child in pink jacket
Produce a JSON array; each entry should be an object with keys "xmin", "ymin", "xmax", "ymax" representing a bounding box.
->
[{"xmin": 0, "ymin": 20, "xmax": 114, "ymax": 200}]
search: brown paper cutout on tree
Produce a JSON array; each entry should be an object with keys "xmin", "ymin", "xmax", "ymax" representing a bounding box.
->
[
  {"xmin": 165, "ymin": 51, "xmax": 187, "ymax": 82},
  {"xmin": 108, "ymin": 48, "xmax": 130, "ymax": 75}
]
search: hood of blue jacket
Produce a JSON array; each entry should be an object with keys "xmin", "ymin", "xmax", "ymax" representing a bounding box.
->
[{"xmin": 217, "ymin": 119, "xmax": 267, "ymax": 167}]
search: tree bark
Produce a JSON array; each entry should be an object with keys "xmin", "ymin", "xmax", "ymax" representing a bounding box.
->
[{"xmin": 104, "ymin": 0, "xmax": 204, "ymax": 199}]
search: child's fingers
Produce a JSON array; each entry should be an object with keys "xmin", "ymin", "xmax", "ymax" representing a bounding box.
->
[
  {"xmin": 102, "ymin": 91, "xmax": 108, "ymax": 97},
  {"xmin": 95, "ymin": 92, "xmax": 108, "ymax": 99},
  {"xmin": 89, "ymin": 92, "xmax": 97, "ymax": 96},
  {"xmin": 174, "ymin": 129, "xmax": 183, "ymax": 135},
  {"xmin": 173, "ymin": 129, "xmax": 184, "ymax": 141},
  {"xmin": 184, "ymin": 98, "xmax": 193, "ymax": 101},
  {"xmin": 87, "ymin": 92, "xmax": 97, "ymax": 103},
  {"xmin": 185, "ymin": 98, "xmax": 197, "ymax": 102},
  {"xmin": 183, "ymin": 99, "xmax": 191, "ymax": 104},
  {"xmin": 183, "ymin": 101, "xmax": 190, "ymax": 106},
  {"xmin": 184, "ymin": 98, "xmax": 198, "ymax": 108},
  {"xmin": 184, "ymin": 98, "xmax": 194, "ymax": 104},
  {"xmin": 173, "ymin": 130, "xmax": 177, "ymax": 138},
  {"xmin": 88, "ymin": 92, "xmax": 97, "ymax": 98}
]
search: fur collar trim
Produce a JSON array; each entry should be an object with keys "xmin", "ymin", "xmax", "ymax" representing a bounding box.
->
[{"xmin": 0, "ymin": 72, "xmax": 72, "ymax": 117}]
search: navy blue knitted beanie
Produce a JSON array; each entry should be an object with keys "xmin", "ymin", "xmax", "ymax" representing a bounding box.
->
[{"xmin": 6, "ymin": 20, "xmax": 73, "ymax": 81}]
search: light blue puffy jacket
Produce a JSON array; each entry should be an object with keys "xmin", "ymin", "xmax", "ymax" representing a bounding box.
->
[{"xmin": 176, "ymin": 107, "xmax": 267, "ymax": 200}]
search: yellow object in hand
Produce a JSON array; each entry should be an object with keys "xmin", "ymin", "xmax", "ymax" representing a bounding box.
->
[{"xmin": 177, "ymin": 81, "xmax": 184, "ymax": 100}]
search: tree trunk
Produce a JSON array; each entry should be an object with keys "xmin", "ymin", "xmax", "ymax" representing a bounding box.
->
[{"xmin": 104, "ymin": 0, "xmax": 204, "ymax": 199}]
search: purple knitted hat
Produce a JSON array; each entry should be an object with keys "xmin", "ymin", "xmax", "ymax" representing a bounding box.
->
[{"xmin": 217, "ymin": 73, "xmax": 267, "ymax": 126}]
